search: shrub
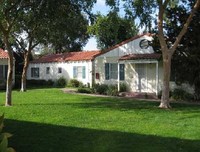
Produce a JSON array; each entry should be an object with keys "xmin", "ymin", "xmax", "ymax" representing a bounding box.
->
[
  {"xmin": 77, "ymin": 88, "xmax": 92, "ymax": 94},
  {"xmin": 56, "ymin": 77, "xmax": 67, "ymax": 87},
  {"xmin": 172, "ymin": 88, "xmax": 194, "ymax": 101},
  {"xmin": 46, "ymin": 79, "xmax": 54, "ymax": 86},
  {"xmin": 107, "ymin": 85, "xmax": 118, "ymax": 96},
  {"xmin": 27, "ymin": 79, "xmax": 47, "ymax": 86},
  {"xmin": 120, "ymin": 83, "xmax": 127, "ymax": 92},
  {"xmin": 93, "ymin": 84, "xmax": 108, "ymax": 95},
  {"xmin": 68, "ymin": 79, "xmax": 81, "ymax": 88},
  {"xmin": 0, "ymin": 114, "xmax": 15, "ymax": 152}
]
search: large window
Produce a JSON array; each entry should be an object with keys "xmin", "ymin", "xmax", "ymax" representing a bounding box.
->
[
  {"xmin": 73, "ymin": 66, "xmax": 86, "ymax": 79},
  {"xmin": 31, "ymin": 67, "xmax": 39, "ymax": 78},
  {"xmin": 105, "ymin": 63, "xmax": 125, "ymax": 80}
]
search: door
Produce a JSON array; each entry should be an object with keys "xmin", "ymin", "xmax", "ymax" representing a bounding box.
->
[{"xmin": 135, "ymin": 64, "xmax": 147, "ymax": 92}]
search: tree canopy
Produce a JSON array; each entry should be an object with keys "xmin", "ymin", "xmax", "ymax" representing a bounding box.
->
[{"xmin": 88, "ymin": 11, "xmax": 138, "ymax": 49}]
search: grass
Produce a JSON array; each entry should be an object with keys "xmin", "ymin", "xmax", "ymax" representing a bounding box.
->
[{"xmin": 0, "ymin": 88, "xmax": 200, "ymax": 152}]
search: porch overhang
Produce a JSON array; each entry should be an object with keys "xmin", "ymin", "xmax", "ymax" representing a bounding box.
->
[
  {"xmin": 117, "ymin": 53, "xmax": 161, "ymax": 96},
  {"xmin": 119, "ymin": 53, "xmax": 161, "ymax": 62}
]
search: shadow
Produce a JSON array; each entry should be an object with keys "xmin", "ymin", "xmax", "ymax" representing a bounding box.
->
[{"xmin": 5, "ymin": 119, "xmax": 200, "ymax": 152}]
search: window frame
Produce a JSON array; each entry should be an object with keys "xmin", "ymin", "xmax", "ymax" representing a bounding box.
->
[{"xmin": 31, "ymin": 67, "xmax": 40, "ymax": 78}]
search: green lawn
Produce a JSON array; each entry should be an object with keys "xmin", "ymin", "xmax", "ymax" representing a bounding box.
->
[{"xmin": 0, "ymin": 88, "xmax": 200, "ymax": 152}]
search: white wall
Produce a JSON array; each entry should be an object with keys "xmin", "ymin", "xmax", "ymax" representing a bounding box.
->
[
  {"xmin": 94, "ymin": 35, "xmax": 161, "ymax": 93},
  {"xmin": 97, "ymin": 35, "xmax": 154, "ymax": 58},
  {"xmin": 27, "ymin": 61, "xmax": 93, "ymax": 86}
]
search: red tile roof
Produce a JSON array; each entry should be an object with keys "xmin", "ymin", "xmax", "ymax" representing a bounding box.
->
[
  {"xmin": 119, "ymin": 53, "xmax": 161, "ymax": 60},
  {"xmin": 0, "ymin": 48, "xmax": 9, "ymax": 59},
  {"xmin": 31, "ymin": 51, "xmax": 101, "ymax": 63}
]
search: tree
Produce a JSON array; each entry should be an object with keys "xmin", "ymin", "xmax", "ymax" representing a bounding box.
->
[
  {"xmin": 107, "ymin": 0, "xmax": 200, "ymax": 108},
  {"xmin": 14, "ymin": 0, "xmax": 95, "ymax": 92},
  {"xmin": 88, "ymin": 11, "xmax": 138, "ymax": 49},
  {"xmin": 0, "ymin": 0, "xmax": 26, "ymax": 106},
  {"xmin": 167, "ymin": 4, "xmax": 200, "ymax": 100}
]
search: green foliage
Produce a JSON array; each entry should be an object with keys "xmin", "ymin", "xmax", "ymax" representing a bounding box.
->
[
  {"xmin": 68, "ymin": 79, "xmax": 81, "ymax": 88},
  {"xmin": 46, "ymin": 80, "xmax": 54, "ymax": 86},
  {"xmin": 120, "ymin": 83, "xmax": 127, "ymax": 92},
  {"xmin": 92, "ymin": 84, "xmax": 119, "ymax": 96},
  {"xmin": 88, "ymin": 11, "xmax": 138, "ymax": 49},
  {"xmin": 77, "ymin": 88, "xmax": 92, "ymax": 94},
  {"xmin": 27, "ymin": 79, "xmax": 48, "ymax": 86},
  {"xmin": 106, "ymin": 85, "xmax": 118, "ymax": 96},
  {"xmin": 0, "ymin": 115, "xmax": 15, "ymax": 152},
  {"xmin": 55, "ymin": 77, "xmax": 67, "ymax": 88},
  {"xmin": 92, "ymin": 84, "xmax": 109, "ymax": 95},
  {"xmin": 172, "ymin": 88, "xmax": 194, "ymax": 101}
]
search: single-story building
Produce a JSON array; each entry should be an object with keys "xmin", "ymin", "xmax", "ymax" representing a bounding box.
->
[
  {"xmin": 27, "ymin": 33, "xmax": 163, "ymax": 95},
  {"xmin": 27, "ymin": 51, "xmax": 101, "ymax": 87},
  {"xmin": 0, "ymin": 48, "xmax": 15, "ymax": 88},
  {"xmin": 94, "ymin": 33, "xmax": 163, "ymax": 95}
]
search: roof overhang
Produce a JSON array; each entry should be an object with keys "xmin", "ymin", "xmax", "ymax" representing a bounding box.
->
[{"xmin": 119, "ymin": 53, "xmax": 161, "ymax": 63}]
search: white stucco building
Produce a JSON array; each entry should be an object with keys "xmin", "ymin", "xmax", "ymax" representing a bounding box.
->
[{"xmin": 27, "ymin": 33, "xmax": 163, "ymax": 94}]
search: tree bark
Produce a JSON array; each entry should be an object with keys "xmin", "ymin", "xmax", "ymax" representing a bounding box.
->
[
  {"xmin": 3, "ymin": 35, "xmax": 14, "ymax": 106},
  {"xmin": 159, "ymin": 52, "xmax": 172, "ymax": 109},
  {"xmin": 20, "ymin": 51, "xmax": 30, "ymax": 92}
]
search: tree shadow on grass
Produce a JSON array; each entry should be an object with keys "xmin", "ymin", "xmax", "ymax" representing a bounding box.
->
[{"xmin": 5, "ymin": 119, "xmax": 200, "ymax": 152}]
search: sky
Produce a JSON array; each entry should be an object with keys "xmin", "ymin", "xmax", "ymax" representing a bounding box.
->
[{"xmin": 83, "ymin": 0, "xmax": 111, "ymax": 51}]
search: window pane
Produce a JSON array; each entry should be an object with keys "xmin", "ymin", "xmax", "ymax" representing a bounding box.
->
[
  {"xmin": 105, "ymin": 63, "xmax": 110, "ymax": 80},
  {"xmin": 31, "ymin": 68, "xmax": 39, "ymax": 78},
  {"xmin": 120, "ymin": 64, "xmax": 125, "ymax": 80},
  {"xmin": 58, "ymin": 67, "xmax": 62, "ymax": 73},
  {"xmin": 110, "ymin": 63, "xmax": 118, "ymax": 79},
  {"xmin": 46, "ymin": 67, "xmax": 50, "ymax": 74}
]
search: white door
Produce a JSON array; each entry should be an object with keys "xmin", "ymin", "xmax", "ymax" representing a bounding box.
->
[{"xmin": 135, "ymin": 64, "xmax": 147, "ymax": 92}]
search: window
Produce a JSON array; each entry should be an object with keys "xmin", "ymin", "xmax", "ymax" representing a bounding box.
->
[
  {"xmin": 110, "ymin": 63, "xmax": 118, "ymax": 79},
  {"xmin": 105, "ymin": 63, "xmax": 125, "ymax": 80},
  {"xmin": 46, "ymin": 67, "xmax": 50, "ymax": 74},
  {"xmin": 73, "ymin": 66, "xmax": 86, "ymax": 79},
  {"xmin": 58, "ymin": 67, "xmax": 62, "ymax": 73},
  {"xmin": 0, "ymin": 65, "xmax": 8, "ymax": 79},
  {"xmin": 31, "ymin": 68, "xmax": 39, "ymax": 78}
]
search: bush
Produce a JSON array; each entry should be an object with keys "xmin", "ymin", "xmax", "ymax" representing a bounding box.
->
[
  {"xmin": 77, "ymin": 88, "xmax": 92, "ymax": 94},
  {"xmin": 93, "ymin": 84, "xmax": 108, "ymax": 95},
  {"xmin": 27, "ymin": 79, "xmax": 47, "ymax": 86},
  {"xmin": 68, "ymin": 79, "xmax": 81, "ymax": 88},
  {"xmin": 55, "ymin": 77, "xmax": 67, "ymax": 87},
  {"xmin": 0, "ymin": 114, "xmax": 15, "ymax": 152},
  {"xmin": 172, "ymin": 88, "xmax": 194, "ymax": 101},
  {"xmin": 120, "ymin": 83, "xmax": 127, "ymax": 92},
  {"xmin": 107, "ymin": 85, "xmax": 118, "ymax": 96},
  {"xmin": 46, "ymin": 79, "xmax": 54, "ymax": 86}
]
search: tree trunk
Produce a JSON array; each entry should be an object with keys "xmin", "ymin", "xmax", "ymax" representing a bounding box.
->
[
  {"xmin": 20, "ymin": 51, "xmax": 30, "ymax": 92},
  {"xmin": 5, "ymin": 51, "xmax": 14, "ymax": 106},
  {"xmin": 159, "ymin": 52, "xmax": 172, "ymax": 109},
  {"xmin": 3, "ymin": 34, "xmax": 14, "ymax": 106}
]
